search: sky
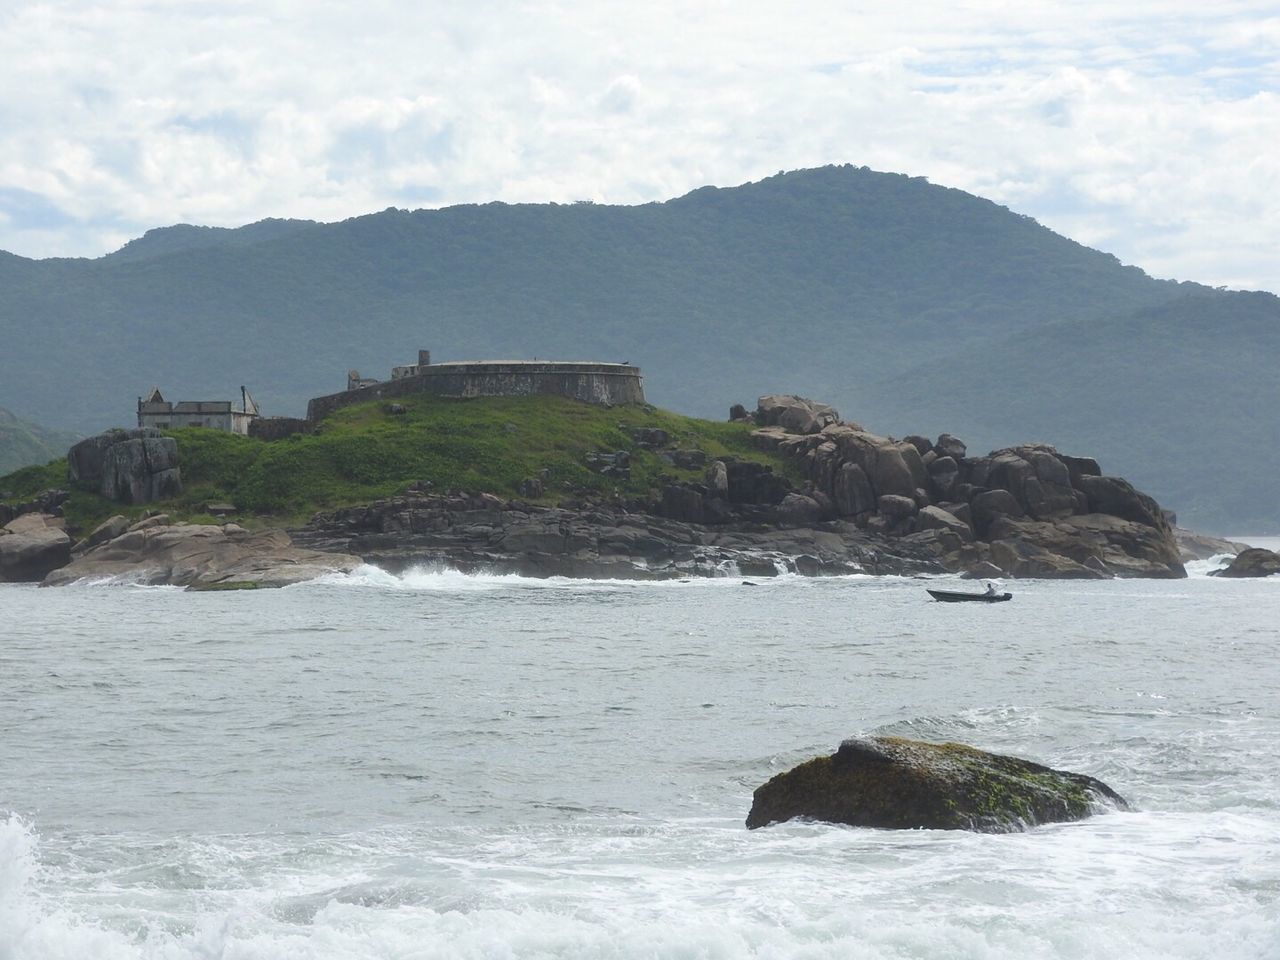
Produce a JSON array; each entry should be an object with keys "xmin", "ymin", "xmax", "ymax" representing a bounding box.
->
[{"xmin": 1, "ymin": 0, "xmax": 1277, "ymax": 291}]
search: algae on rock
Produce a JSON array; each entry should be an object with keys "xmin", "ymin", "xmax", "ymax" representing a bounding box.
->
[{"xmin": 747, "ymin": 736, "xmax": 1128, "ymax": 833}]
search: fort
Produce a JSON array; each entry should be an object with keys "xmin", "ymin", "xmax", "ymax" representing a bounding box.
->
[
  {"xmin": 305, "ymin": 350, "xmax": 646, "ymax": 422},
  {"xmin": 133, "ymin": 352, "xmax": 645, "ymax": 439}
]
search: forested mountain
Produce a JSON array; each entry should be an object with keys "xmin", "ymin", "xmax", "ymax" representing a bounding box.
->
[{"xmin": 0, "ymin": 165, "xmax": 1274, "ymax": 530}]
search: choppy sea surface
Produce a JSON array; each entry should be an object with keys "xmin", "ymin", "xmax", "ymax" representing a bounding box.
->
[{"xmin": 2, "ymin": 543, "xmax": 1278, "ymax": 959}]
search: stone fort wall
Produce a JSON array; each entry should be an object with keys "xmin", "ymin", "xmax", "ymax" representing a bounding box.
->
[{"xmin": 306, "ymin": 361, "xmax": 645, "ymax": 422}]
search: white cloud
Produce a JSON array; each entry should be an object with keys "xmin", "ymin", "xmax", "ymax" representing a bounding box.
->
[{"xmin": 0, "ymin": 0, "xmax": 1276, "ymax": 291}]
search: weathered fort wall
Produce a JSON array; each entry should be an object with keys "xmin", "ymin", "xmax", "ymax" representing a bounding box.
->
[
  {"xmin": 306, "ymin": 362, "xmax": 645, "ymax": 422},
  {"xmin": 249, "ymin": 416, "xmax": 315, "ymax": 441}
]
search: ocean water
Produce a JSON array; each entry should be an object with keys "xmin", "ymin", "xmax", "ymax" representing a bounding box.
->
[{"xmin": 1, "ymin": 552, "xmax": 1278, "ymax": 959}]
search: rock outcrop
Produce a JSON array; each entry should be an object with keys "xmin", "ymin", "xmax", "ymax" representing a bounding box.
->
[
  {"xmin": 1174, "ymin": 528, "xmax": 1249, "ymax": 561},
  {"xmin": 1210, "ymin": 547, "xmax": 1280, "ymax": 578},
  {"xmin": 746, "ymin": 736, "xmax": 1128, "ymax": 833},
  {"xmin": 755, "ymin": 395, "xmax": 841, "ymax": 435},
  {"xmin": 42, "ymin": 519, "xmax": 360, "ymax": 589},
  {"xmin": 288, "ymin": 392, "xmax": 1187, "ymax": 581},
  {"xmin": 745, "ymin": 399, "xmax": 1184, "ymax": 579},
  {"xmin": 0, "ymin": 512, "xmax": 73, "ymax": 582},
  {"xmin": 67, "ymin": 428, "xmax": 181, "ymax": 504}
]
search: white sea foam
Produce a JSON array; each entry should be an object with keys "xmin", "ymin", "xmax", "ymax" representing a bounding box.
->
[
  {"xmin": 305, "ymin": 561, "xmax": 847, "ymax": 592},
  {"xmin": 58, "ymin": 572, "xmax": 184, "ymax": 589},
  {"xmin": 1183, "ymin": 553, "xmax": 1238, "ymax": 578},
  {"xmin": 4, "ymin": 812, "xmax": 1279, "ymax": 960}
]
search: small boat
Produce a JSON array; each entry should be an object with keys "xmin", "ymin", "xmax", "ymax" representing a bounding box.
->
[{"xmin": 926, "ymin": 588, "xmax": 1012, "ymax": 603}]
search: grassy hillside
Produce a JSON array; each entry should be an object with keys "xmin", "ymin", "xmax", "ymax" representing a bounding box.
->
[
  {"xmin": 0, "ymin": 407, "xmax": 80, "ymax": 475},
  {"xmin": 0, "ymin": 396, "xmax": 790, "ymax": 533}
]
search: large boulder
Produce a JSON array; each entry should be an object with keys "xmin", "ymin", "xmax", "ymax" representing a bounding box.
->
[
  {"xmin": 725, "ymin": 461, "xmax": 791, "ymax": 505},
  {"xmin": 1058, "ymin": 454, "xmax": 1102, "ymax": 488},
  {"xmin": 79, "ymin": 515, "xmax": 131, "ymax": 552},
  {"xmin": 659, "ymin": 484, "xmax": 706, "ymax": 523},
  {"xmin": 747, "ymin": 736, "xmax": 1128, "ymax": 832},
  {"xmin": 706, "ymin": 461, "xmax": 729, "ymax": 497},
  {"xmin": 934, "ymin": 433, "xmax": 967, "ymax": 460},
  {"xmin": 0, "ymin": 513, "xmax": 73, "ymax": 582},
  {"xmin": 926, "ymin": 455, "xmax": 960, "ymax": 501},
  {"xmin": 1211, "ymin": 547, "xmax": 1280, "ymax": 578},
  {"xmin": 824, "ymin": 427, "xmax": 916, "ymax": 500},
  {"xmin": 67, "ymin": 430, "xmax": 126, "ymax": 486},
  {"xmin": 987, "ymin": 514, "xmax": 1185, "ymax": 578},
  {"xmin": 832, "ymin": 461, "xmax": 875, "ymax": 517},
  {"xmin": 42, "ymin": 522, "xmax": 361, "ymax": 589},
  {"xmin": 776, "ymin": 493, "xmax": 823, "ymax": 526},
  {"xmin": 877, "ymin": 494, "xmax": 916, "ymax": 519},
  {"xmin": 756, "ymin": 395, "xmax": 840, "ymax": 435},
  {"xmin": 1021, "ymin": 448, "xmax": 1077, "ymax": 519},
  {"xmin": 1078, "ymin": 475, "xmax": 1166, "ymax": 530},
  {"xmin": 970, "ymin": 489, "xmax": 1025, "ymax": 537},
  {"xmin": 988, "ymin": 536, "xmax": 1106, "ymax": 579},
  {"xmin": 898, "ymin": 442, "xmax": 928, "ymax": 491},
  {"xmin": 68, "ymin": 428, "xmax": 182, "ymax": 505},
  {"xmin": 982, "ymin": 446, "xmax": 1075, "ymax": 520},
  {"xmin": 916, "ymin": 505, "xmax": 973, "ymax": 541},
  {"xmin": 1174, "ymin": 529, "xmax": 1248, "ymax": 562}
]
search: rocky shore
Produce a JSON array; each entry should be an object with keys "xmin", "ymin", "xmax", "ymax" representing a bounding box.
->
[
  {"xmin": 3, "ymin": 394, "xmax": 1221, "ymax": 586},
  {"xmin": 292, "ymin": 491, "xmax": 946, "ymax": 579},
  {"xmin": 293, "ymin": 395, "xmax": 1189, "ymax": 580},
  {"xmin": 40, "ymin": 515, "xmax": 360, "ymax": 589}
]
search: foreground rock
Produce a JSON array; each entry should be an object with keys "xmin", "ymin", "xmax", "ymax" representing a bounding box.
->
[
  {"xmin": 1210, "ymin": 547, "xmax": 1280, "ymax": 578},
  {"xmin": 0, "ymin": 513, "xmax": 72, "ymax": 582},
  {"xmin": 747, "ymin": 736, "xmax": 1128, "ymax": 833},
  {"xmin": 42, "ymin": 519, "xmax": 360, "ymax": 589}
]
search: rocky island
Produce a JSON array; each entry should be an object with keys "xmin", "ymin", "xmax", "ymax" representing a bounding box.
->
[{"xmin": 0, "ymin": 391, "xmax": 1232, "ymax": 587}]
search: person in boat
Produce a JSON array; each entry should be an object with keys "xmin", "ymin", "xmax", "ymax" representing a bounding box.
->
[{"xmin": 982, "ymin": 580, "xmax": 999, "ymax": 597}]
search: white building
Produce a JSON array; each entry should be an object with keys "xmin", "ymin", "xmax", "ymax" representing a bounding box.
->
[{"xmin": 137, "ymin": 386, "xmax": 260, "ymax": 435}]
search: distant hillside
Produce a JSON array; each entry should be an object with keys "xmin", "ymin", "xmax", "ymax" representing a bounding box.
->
[
  {"xmin": 861, "ymin": 288, "xmax": 1280, "ymax": 533},
  {"xmin": 0, "ymin": 164, "xmax": 1273, "ymax": 530},
  {"xmin": 0, "ymin": 407, "xmax": 79, "ymax": 477},
  {"xmin": 104, "ymin": 218, "xmax": 319, "ymax": 264}
]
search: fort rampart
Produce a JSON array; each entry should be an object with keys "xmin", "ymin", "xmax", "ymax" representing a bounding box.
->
[{"xmin": 306, "ymin": 361, "xmax": 645, "ymax": 422}]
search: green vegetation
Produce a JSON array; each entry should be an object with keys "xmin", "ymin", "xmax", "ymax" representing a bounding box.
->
[
  {"xmin": 1, "ymin": 395, "xmax": 791, "ymax": 531},
  {"xmin": 0, "ymin": 406, "xmax": 80, "ymax": 476},
  {"xmin": 170, "ymin": 395, "xmax": 785, "ymax": 521},
  {"xmin": 0, "ymin": 458, "xmax": 125, "ymax": 533}
]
